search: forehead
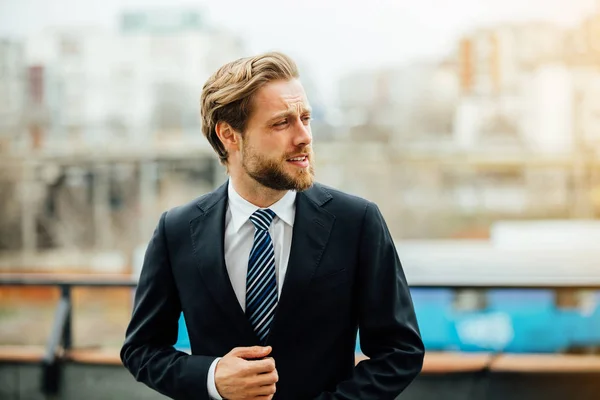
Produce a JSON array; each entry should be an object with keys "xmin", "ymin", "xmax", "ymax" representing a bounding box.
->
[{"xmin": 251, "ymin": 79, "xmax": 310, "ymax": 115}]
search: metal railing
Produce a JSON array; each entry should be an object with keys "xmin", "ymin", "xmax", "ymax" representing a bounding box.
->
[
  {"xmin": 1, "ymin": 272, "xmax": 600, "ymax": 396},
  {"xmin": 0, "ymin": 273, "xmax": 137, "ymax": 395}
]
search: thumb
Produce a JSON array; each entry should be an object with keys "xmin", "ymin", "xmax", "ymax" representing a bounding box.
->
[{"xmin": 231, "ymin": 346, "xmax": 272, "ymax": 359}]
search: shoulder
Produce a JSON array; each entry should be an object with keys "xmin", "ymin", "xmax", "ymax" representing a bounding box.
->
[
  {"xmin": 163, "ymin": 196, "xmax": 203, "ymax": 224},
  {"xmin": 162, "ymin": 182, "xmax": 227, "ymax": 229},
  {"xmin": 305, "ymin": 182, "xmax": 378, "ymax": 218},
  {"xmin": 313, "ymin": 182, "xmax": 369, "ymax": 206}
]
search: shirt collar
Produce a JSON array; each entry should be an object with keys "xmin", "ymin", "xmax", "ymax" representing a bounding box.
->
[{"xmin": 227, "ymin": 180, "xmax": 296, "ymax": 233}]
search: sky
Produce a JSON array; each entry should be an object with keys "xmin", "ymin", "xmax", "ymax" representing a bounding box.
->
[{"xmin": 0, "ymin": 0, "xmax": 598, "ymax": 101}]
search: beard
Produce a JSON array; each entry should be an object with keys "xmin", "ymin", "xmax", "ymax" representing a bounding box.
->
[{"xmin": 241, "ymin": 143, "xmax": 315, "ymax": 192}]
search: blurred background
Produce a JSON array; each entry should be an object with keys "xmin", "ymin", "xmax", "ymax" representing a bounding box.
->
[{"xmin": 2, "ymin": 0, "xmax": 600, "ymax": 399}]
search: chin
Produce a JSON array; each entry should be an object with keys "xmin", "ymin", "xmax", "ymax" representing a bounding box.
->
[
  {"xmin": 295, "ymin": 183, "xmax": 313, "ymax": 192},
  {"xmin": 293, "ymin": 176, "xmax": 314, "ymax": 192}
]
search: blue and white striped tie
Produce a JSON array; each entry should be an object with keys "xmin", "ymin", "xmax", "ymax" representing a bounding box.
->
[{"xmin": 246, "ymin": 209, "xmax": 278, "ymax": 344}]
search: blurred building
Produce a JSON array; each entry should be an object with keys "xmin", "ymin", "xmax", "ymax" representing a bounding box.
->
[
  {"xmin": 456, "ymin": 23, "xmax": 567, "ymax": 152},
  {"xmin": 0, "ymin": 39, "xmax": 25, "ymax": 153},
  {"xmin": 337, "ymin": 59, "xmax": 459, "ymax": 144},
  {"xmin": 322, "ymin": 9, "xmax": 600, "ymax": 239},
  {"xmin": 19, "ymin": 8, "xmax": 245, "ymax": 151},
  {"xmin": 0, "ymin": 8, "xmax": 244, "ymax": 265},
  {"xmin": 3, "ymin": 5, "xmax": 600, "ymax": 262},
  {"xmin": 456, "ymin": 16, "xmax": 600, "ymax": 154},
  {"xmin": 0, "ymin": 40, "xmax": 27, "ymax": 252},
  {"xmin": 454, "ymin": 17, "xmax": 600, "ymax": 217}
]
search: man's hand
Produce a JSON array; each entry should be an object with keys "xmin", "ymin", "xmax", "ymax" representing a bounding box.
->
[{"xmin": 215, "ymin": 346, "xmax": 278, "ymax": 400}]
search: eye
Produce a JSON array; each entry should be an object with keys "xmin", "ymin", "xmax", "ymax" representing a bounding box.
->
[
  {"xmin": 273, "ymin": 120, "xmax": 288, "ymax": 127},
  {"xmin": 301, "ymin": 115, "xmax": 312, "ymax": 125}
]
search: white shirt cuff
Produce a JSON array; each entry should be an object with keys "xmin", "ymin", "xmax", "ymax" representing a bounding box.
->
[{"xmin": 207, "ymin": 357, "xmax": 223, "ymax": 400}]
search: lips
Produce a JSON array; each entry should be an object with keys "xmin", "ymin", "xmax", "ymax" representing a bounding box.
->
[{"xmin": 286, "ymin": 154, "xmax": 309, "ymax": 168}]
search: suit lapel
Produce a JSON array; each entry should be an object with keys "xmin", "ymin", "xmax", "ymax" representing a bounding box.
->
[
  {"xmin": 269, "ymin": 184, "xmax": 335, "ymax": 340},
  {"xmin": 189, "ymin": 181, "xmax": 256, "ymax": 340}
]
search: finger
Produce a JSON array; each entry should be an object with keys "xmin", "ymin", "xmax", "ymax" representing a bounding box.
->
[
  {"xmin": 230, "ymin": 346, "xmax": 272, "ymax": 359},
  {"xmin": 241, "ymin": 382, "xmax": 276, "ymax": 399},
  {"xmin": 247, "ymin": 357, "xmax": 276, "ymax": 374},
  {"xmin": 255, "ymin": 369, "xmax": 278, "ymax": 386},
  {"xmin": 252, "ymin": 383, "xmax": 277, "ymax": 397}
]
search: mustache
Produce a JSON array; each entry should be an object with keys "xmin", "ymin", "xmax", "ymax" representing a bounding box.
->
[{"xmin": 284, "ymin": 147, "xmax": 312, "ymax": 158}]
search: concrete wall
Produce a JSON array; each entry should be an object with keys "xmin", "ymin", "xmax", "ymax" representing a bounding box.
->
[
  {"xmin": 0, "ymin": 362, "xmax": 164, "ymax": 400},
  {"xmin": 2, "ymin": 362, "xmax": 600, "ymax": 400}
]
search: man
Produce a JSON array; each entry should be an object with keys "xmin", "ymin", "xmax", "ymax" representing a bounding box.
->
[{"xmin": 121, "ymin": 51, "xmax": 424, "ymax": 400}]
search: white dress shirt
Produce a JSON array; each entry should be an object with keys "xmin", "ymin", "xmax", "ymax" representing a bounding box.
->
[{"xmin": 207, "ymin": 180, "xmax": 296, "ymax": 399}]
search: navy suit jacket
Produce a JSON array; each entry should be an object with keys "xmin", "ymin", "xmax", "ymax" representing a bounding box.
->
[{"xmin": 121, "ymin": 181, "xmax": 424, "ymax": 399}]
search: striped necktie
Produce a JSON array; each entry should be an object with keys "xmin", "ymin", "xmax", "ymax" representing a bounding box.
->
[{"xmin": 246, "ymin": 208, "xmax": 278, "ymax": 344}]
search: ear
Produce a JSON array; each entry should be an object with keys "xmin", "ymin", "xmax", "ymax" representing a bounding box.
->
[{"xmin": 215, "ymin": 121, "xmax": 241, "ymax": 153}]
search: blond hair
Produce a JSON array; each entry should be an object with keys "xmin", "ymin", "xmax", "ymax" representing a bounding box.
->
[{"xmin": 200, "ymin": 52, "xmax": 299, "ymax": 164}]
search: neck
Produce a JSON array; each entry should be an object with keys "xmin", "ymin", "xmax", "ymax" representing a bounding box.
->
[{"xmin": 229, "ymin": 172, "xmax": 287, "ymax": 208}]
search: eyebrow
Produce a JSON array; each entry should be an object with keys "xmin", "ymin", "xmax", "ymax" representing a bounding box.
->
[{"xmin": 267, "ymin": 106, "xmax": 313, "ymax": 123}]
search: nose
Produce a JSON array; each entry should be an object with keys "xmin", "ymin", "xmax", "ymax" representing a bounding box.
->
[{"xmin": 292, "ymin": 117, "xmax": 312, "ymax": 147}]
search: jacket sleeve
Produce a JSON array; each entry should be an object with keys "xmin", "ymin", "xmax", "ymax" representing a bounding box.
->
[
  {"xmin": 120, "ymin": 211, "xmax": 216, "ymax": 400},
  {"xmin": 316, "ymin": 201, "xmax": 425, "ymax": 400}
]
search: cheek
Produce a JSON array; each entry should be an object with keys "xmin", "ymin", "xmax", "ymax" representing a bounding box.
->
[
  {"xmin": 245, "ymin": 130, "xmax": 290, "ymax": 160},
  {"xmin": 244, "ymin": 142, "xmax": 276, "ymax": 164},
  {"xmin": 261, "ymin": 138, "xmax": 289, "ymax": 158}
]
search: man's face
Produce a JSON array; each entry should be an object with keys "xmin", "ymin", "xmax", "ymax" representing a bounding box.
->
[{"xmin": 239, "ymin": 78, "xmax": 314, "ymax": 192}]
